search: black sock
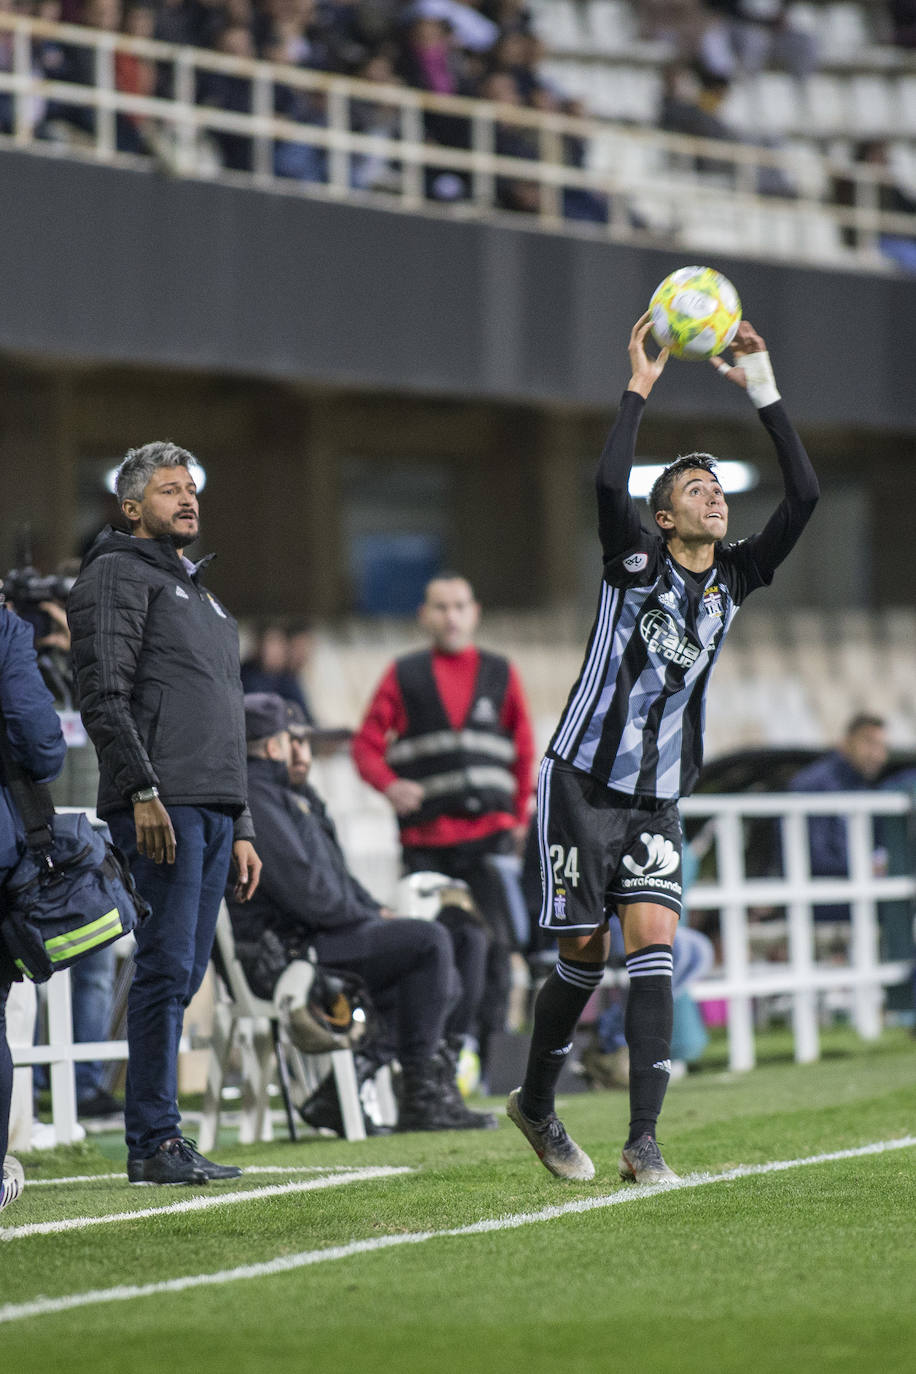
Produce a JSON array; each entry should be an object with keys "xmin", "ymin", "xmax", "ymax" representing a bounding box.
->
[
  {"xmin": 519, "ymin": 958, "xmax": 604, "ymax": 1120},
  {"xmin": 624, "ymin": 944, "xmax": 673, "ymax": 1146}
]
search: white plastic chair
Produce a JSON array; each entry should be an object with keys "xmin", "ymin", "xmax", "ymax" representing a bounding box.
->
[{"xmin": 198, "ymin": 903, "xmax": 366, "ymax": 1150}]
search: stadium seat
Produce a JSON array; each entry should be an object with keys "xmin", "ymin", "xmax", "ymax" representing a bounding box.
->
[
  {"xmin": 802, "ymin": 73, "xmax": 849, "ymax": 136},
  {"xmin": 199, "ymin": 904, "xmax": 367, "ymax": 1149},
  {"xmin": 849, "ymin": 74, "xmax": 896, "ymax": 137},
  {"xmin": 586, "ymin": 0, "xmax": 637, "ymax": 55},
  {"xmin": 818, "ymin": 2, "xmax": 873, "ymax": 62},
  {"xmin": 529, "ymin": 0, "xmax": 587, "ymax": 54}
]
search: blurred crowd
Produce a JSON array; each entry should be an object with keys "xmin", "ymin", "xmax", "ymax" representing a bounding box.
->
[{"xmin": 2, "ymin": 0, "xmax": 916, "ymax": 227}]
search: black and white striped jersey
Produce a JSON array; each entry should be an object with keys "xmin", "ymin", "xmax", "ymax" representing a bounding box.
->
[{"xmin": 547, "ymin": 391, "xmax": 819, "ymax": 802}]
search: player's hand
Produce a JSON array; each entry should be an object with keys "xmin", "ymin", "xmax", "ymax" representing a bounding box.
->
[
  {"xmin": 134, "ymin": 797, "xmax": 177, "ymax": 865},
  {"xmin": 385, "ymin": 778, "xmax": 425, "ymax": 817},
  {"xmin": 627, "ymin": 312, "xmax": 669, "ymax": 398},
  {"xmin": 709, "ymin": 320, "xmax": 766, "ymax": 389},
  {"xmin": 231, "ymin": 840, "xmax": 262, "ymax": 902}
]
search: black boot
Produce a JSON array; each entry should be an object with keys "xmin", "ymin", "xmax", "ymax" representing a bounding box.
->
[
  {"xmin": 299, "ymin": 1054, "xmax": 392, "ymax": 1137},
  {"xmin": 397, "ymin": 1052, "xmax": 498, "ymax": 1133}
]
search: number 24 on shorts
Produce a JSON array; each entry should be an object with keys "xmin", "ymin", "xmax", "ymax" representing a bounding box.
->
[{"xmin": 549, "ymin": 844, "xmax": 580, "ymax": 887}]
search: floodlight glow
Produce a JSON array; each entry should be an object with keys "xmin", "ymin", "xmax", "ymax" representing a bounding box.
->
[
  {"xmin": 104, "ymin": 462, "xmax": 207, "ymax": 495},
  {"xmin": 628, "ymin": 461, "xmax": 758, "ymax": 500}
]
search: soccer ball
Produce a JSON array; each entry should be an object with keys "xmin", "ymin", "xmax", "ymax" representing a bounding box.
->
[{"xmin": 649, "ymin": 266, "xmax": 742, "ymax": 360}]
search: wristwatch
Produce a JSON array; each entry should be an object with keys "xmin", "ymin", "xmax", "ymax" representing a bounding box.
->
[{"xmin": 130, "ymin": 786, "xmax": 160, "ymax": 804}]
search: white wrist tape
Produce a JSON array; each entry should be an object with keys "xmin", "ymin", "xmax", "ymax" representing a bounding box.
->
[{"xmin": 739, "ymin": 350, "xmax": 780, "ymax": 409}]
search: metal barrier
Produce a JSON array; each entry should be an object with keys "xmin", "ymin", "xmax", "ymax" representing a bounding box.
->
[
  {"xmin": 10, "ymin": 790, "xmax": 914, "ymax": 1141},
  {"xmin": 2, "ymin": 12, "xmax": 915, "ymax": 267},
  {"xmin": 679, "ymin": 791, "xmax": 915, "ymax": 1071}
]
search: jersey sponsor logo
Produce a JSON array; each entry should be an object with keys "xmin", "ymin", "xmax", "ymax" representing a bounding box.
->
[
  {"xmin": 622, "ymin": 832, "xmax": 681, "ymax": 879},
  {"xmin": 175, "ymin": 586, "xmax": 190, "ymax": 600},
  {"xmin": 471, "ymin": 696, "xmax": 497, "ymax": 725},
  {"xmin": 703, "ymin": 585, "xmax": 723, "ymax": 617},
  {"xmin": 623, "ymin": 552, "xmax": 649, "ymax": 573},
  {"xmin": 638, "ymin": 609, "xmax": 701, "ymax": 668},
  {"xmin": 653, "ymin": 1059, "xmax": 672, "ymax": 1074},
  {"xmin": 658, "ymin": 590, "xmax": 677, "ymax": 608},
  {"xmin": 206, "ymin": 593, "xmax": 227, "ymax": 619},
  {"xmin": 548, "ymin": 1042, "xmax": 573, "ymax": 1057}
]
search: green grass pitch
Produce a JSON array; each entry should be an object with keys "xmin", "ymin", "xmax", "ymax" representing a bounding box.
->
[{"xmin": 2, "ymin": 1027, "xmax": 915, "ymax": 1374}]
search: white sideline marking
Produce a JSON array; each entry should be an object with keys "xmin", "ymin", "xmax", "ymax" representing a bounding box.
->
[
  {"xmin": 0, "ymin": 1136, "xmax": 913, "ymax": 1325},
  {"xmin": 0, "ymin": 1167, "xmax": 413, "ymax": 1240},
  {"xmin": 26, "ymin": 1165, "xmax": 379, "ymax": 1187}
]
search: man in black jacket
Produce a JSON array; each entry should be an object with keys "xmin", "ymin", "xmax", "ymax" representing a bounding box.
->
[
  {"xmin": 68, "ymin": 442, "xmax": 262, "ymax": 1185},
  {"xmin": 228, "ymin": 694, "xmax": 496, "ymax": 1133}
]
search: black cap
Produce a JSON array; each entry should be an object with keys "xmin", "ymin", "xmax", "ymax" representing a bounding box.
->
[
  {"xmin": 283, "ymin": 699, "xmax": 313, "ymax": 738},
  {"xmin": 244, "ymin": 693, "xmax": 290, "ymax": 741}
]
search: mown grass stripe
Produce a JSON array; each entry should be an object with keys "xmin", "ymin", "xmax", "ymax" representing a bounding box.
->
[
  {"xmin": 1, "ymin": 1166, "xmax": 413, "ymax": 1240},
  {"xmin": 0, "ymin": 1137, "xmax": 912, "ymax": 1326}
]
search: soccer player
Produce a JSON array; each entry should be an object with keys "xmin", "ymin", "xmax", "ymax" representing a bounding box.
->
[{"xmin": 507, "ymin": 312, "xmax": 819, "ymax": 1184}]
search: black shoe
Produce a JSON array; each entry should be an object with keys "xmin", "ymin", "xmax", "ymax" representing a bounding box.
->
[
  {"xmin": 78, "ymin": 1090, "xmax": 124, "ymax": 1119},
  {"xmin": 397, "ymin": 1056, "xmax": 498, "ymax": 1133},
  {"xmin": 127, "ymin": 1137, "xmax": 241, "ymax": 1185}
]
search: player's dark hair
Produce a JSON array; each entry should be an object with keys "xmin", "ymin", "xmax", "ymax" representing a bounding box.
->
[{"xmin": 649, "ymin": 453, "xmax": 720, "ymax": 539}]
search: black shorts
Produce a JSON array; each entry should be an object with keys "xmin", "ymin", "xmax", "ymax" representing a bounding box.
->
[{"xmin": 536, "ymin": 757, "xmax": 684, "ymax": 934}]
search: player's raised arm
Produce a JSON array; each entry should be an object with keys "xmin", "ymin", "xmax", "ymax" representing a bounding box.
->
[
  {"xmin": 712, "ymin": 320, "xmax": 819, "ymax": 577},
  {"xmin": 596, "ymin": 315, "xmax": 669, "ymax": 559}
]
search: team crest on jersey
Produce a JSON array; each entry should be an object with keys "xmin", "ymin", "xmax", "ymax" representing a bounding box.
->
[
  {"xmin": 206, "ymin": 593, "xmax": 227, "ymax": 619},
  {"xmin": 638, "ymin": 609, "xmax": 700, "ymax": 668},
  {"xmin": 553, "ymin": 892, "xmax": 567, "ymax": 921},
  {"xmin": 623, "ymin": 552, "xmax": 649, "ymax": 573},
  {"xmin": 471, "ymin": 697, "xmax": 497, "ymax": 725},
  {"xmin": 703, "ymin": 585, "xmax": 723, "ymax": 617}
]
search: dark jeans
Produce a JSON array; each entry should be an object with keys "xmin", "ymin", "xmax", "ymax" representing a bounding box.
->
[
  {"xmin": 312, "ymin": 916, "xmax": 457, "ymax": 1069},
  {"xmin": 402, "ymin": 832, "xmax": 518, "ymax": 1063},
  {"xmin": 0, "ymin": 979, "xmax": 11, "ymax": 1162},
  {"xmin": 108, "ymin": 806, "xmax": 234, "ymax": 1158}
]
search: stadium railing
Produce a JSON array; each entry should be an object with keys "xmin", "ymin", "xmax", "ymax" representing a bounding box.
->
[
  {"xmin": 2, "ymin": 12, "xmax": 915, "ymax": 270},
  {"xmin": 679, "ymin": 790, "xmax": 915, "ymax": 1070},
  {"xmin": 11, "ymin": 789, "xmax": 914, "ymax": 1144}
]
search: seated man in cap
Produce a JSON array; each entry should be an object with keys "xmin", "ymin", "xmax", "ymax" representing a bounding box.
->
[{"xmin": 225, "ymin": 693, "xmax": 496, "ymax": 1134}]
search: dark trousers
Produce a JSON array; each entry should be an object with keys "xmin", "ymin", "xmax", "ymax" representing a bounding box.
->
[
  {"xmin": 108, "ymin": 806, "xmax": 234, "ymax": 1158},
  {"xmin": 0, "ymin": 980, "xmax": 11, "ymax": 1162},
  {"xmin": 312, "ymin": 916, "xmax": 457, "ymax": 1069},
  {"xmin": 402, "ymin": 832, "xmax": 517, "ymax": 1064}
]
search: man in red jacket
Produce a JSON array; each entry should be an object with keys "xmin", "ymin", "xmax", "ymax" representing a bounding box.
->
[{"xmin": 352, "ymin": 574, "xmax": 535, "ymax": 1083}]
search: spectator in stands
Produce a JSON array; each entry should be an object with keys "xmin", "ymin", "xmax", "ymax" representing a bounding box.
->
[
  {"xmin": 349, "ymin": 50, "xmax": 404, "ymax": 192},
  {"xmin": 891, "ymin": 0, "xmax": 916, "ymax": 47},
  {"xmin": 396, "ymin": 13, "xmax": 473, "ymax": 198},
  {"xmin": 528, "ymin": 84, "xmax": 610, "ymax": 224},
  {"xmin": 196, "ymin": 21, "xmax": 255, "ymax": 170},
  {"xmin": 699, "ymin": 0, "xmax": 818, "ymax": 80},
  {"xmin": 352, "ymin": 573, "xmax": 535, "ymax": 1084},
  {"xmin": 832, "ymin": 140, "xmax": 916, "ymax": 274},
  {"xmin": 114, "ymin": 3, "xmax": 161, "ymax": 153},
  {"xmin": 659, "ymin": 61, "xmax": 795, "ymax": 197},
  {"xmin": 227, "ymin": 693, "xmax": 497, "ymax": 1133},
  {"xmin": 0, "ymin": 600, "xmax": 68, "ymax": 1214},
  {"xmin": 479, "ymin": 68, "xmax": 540, "ymax": 212},
  {"xmin": 788, "ymin": 713, "xmax": 889, "ymax": 922},
  {"xmin": 241, "ymin": 622, "xmax": 316, "ymax": 723}
]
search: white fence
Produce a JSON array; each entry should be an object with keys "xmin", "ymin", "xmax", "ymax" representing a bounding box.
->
[
  {"xmin": 12, "ymin": 789, "xmax": 914, "ymax": 1143},
  {"xmin": 2, "ymin": 12, "xmax": 915, "ymax": 269}
]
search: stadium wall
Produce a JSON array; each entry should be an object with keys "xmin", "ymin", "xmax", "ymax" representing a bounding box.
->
[{"xmin": 4, "ymin": 148, "xmax": 916, "ymax": 427}]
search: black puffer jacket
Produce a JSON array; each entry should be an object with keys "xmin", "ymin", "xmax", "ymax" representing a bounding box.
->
[{"xmin": 68, "ymin": 527, "xmax": 253, "ymax": 837}]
